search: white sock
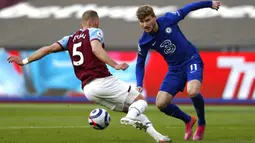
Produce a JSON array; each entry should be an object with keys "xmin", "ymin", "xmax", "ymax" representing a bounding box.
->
[
  {"xmin": 126, "ymin": 108, "xmax": 139, "ymax": 119},
  {"xmin": 136, "ymin": 114, "xmax": 162, "ymax": 139},
  {"xmin": 126, "ymin": 100, "xmax": 147, "ymax": 119}
]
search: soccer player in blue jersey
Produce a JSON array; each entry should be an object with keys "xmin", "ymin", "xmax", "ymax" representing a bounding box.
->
[{"xmin": 135, "ymin": 0, "xmax": 221, "ymax": 140}]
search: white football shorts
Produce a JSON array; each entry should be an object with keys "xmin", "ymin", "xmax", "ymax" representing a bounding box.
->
[{"xmin": 83, "ymin": 76, "xmax": 140, "ymax": 111}]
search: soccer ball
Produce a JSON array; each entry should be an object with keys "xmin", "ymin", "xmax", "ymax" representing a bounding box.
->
[{"xmin": 88, "ymin": 108, "xmax": 111, "ymax": 130}]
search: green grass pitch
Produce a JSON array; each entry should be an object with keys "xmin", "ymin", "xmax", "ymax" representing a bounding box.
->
[{"xmin": 0, "ymin": 104, "xmax": 254, "ymax": 143}]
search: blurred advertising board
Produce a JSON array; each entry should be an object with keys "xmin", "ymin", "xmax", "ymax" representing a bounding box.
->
[{"xmin": 0, "ymin": 49, "xmax": 254, "ymax": 104}]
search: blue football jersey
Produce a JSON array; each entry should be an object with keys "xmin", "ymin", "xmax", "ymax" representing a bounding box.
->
[{"xmin": 136, "ymin": 1, "xmax": 212, "ymax": 87}]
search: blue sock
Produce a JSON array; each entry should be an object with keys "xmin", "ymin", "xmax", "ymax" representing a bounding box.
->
[
  {"xmin": 191, "ymin": 93, "xmax": 206, "ymax": 126},
  {"xmin": 160, "ymin": 104, "xmax": 191, "ymax": 123}
]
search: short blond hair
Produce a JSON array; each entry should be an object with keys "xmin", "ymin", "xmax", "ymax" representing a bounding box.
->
[
  {"xmin": 136, "ymin": 5, "xmax": 156, "ymax": 21},
  {"xmin": 82, "ymin": 10, "xmax": 99, "ymax": 21}
]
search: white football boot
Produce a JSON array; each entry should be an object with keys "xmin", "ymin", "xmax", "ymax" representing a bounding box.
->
[
  {"xmin": 120, "ymin": 117, "xmax": 146, "ymax": 130},
  {"xmin": 120, "ymin": 117, "xmax": 172, "ymax": 142}
]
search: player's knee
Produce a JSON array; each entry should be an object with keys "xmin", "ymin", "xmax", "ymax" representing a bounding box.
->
[
  {"xmin": 156, "ymin": 101, "xmax": 168, "ymax": 110},
  {"xmin": 155, "ymin": 91, "xmax": 172, "ymax": 110},
  {"xmin": 188, "ymin": 88, "xmax": 200, "ymax": 97},
  {"xmin": 187, "ymin": 80, "xmax": 201, "ymax": 97}
]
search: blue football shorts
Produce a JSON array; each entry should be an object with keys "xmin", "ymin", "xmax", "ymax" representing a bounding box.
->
[{"xmin": 160, "ymin": 59, "xmax": 204, "ymax": 96}]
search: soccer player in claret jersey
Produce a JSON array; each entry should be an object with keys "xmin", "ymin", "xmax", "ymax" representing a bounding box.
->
[
  {"xmin": 135, "ymin": 1, "xmax": 221, "ymax": 141},
  {"xmin": 7, "ymin": 10, "xmax": 171, "ymax": 142}
]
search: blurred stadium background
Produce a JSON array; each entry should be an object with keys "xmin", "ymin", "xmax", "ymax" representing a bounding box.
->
[{"xmin": 0, "ymin": 0, "xmax": 255, "ymax": 143}]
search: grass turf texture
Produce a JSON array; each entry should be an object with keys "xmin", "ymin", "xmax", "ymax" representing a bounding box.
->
[{"xmin": 0, "ymin": 104, "xmax": 254, "ymax": 143}]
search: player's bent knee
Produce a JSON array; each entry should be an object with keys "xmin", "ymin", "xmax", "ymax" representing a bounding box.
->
[
  {"xmin": 156, "ymin": 101, "xmax": 168, "ymax": 110},
  {"xmin": 155, "ymin": 91, "xmax": 172, "ymax": 110},
  {"xmin": 155, "ymin": 97, "xmax": 169, "ymax": 110}
]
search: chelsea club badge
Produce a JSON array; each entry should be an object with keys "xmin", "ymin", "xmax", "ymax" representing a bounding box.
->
[{"xmin": 165, "ymin": 27, "xmax": 172, "ymax": 34}]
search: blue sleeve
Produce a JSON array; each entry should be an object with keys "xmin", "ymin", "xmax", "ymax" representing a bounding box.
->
[
  {"xmin": 136, "ymin": 44, "xmax": 149, "ymax": 87},
  {"xmin": 89, "ymin": 28, "xmax": 104, "ymax": 44},
  {"xmin": 165, "ymin": 1, "xmax": 212, "ymax": 24},
  {"xmin": 57, "ymin": 35, "xmax": 71, "ymax": 50}
]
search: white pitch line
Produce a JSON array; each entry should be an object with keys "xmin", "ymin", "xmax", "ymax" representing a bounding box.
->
[
  {"xmin": 0, "ymin": 125, "xmax": 144, "ymax": 130},
  {"xmin": 0, "ymin": 125, "xmax": 178, "ymax": 130},
  {"xmin": 0, "ymin": 125, "xmax": 90, "ymax": 130}
]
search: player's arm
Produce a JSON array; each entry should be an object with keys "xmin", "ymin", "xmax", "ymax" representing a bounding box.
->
[
  {"xmin": 90, "ymin": 28, "xmax": 128, "ymax": 70},
  {"xmin": 91, "ymin": 40, "xmax": 128, "ymax": 70},
  {"xmin": 136, "ymin": 44, "xmax": 149, "ymax": 92},
  {"xmin": 166, "ymin": 1, "xmax": 221, "ymax": 24},
  {"xmin": 7, "ymin": 43, "xmax": 64, "ymax": 66}
]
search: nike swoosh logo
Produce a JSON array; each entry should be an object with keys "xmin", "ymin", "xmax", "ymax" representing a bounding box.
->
[{"xmin": 152, "ymin": 42, "xmax": 156, "ymax": 46}]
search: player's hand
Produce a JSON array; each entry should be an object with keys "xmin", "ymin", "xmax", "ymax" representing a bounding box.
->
[
  {"xmin": 136, "ymin": 86, "xmax": 143, "ymax": 93},
  {"xmin": 212, "ymin": 1, "xmax": 221, "ymax": 10},
  {"xmin": 114, "ymin": 63, "xmax": 129, "ymax": 71},
  {"xmin": 7, "ymin": 55, "xmax": 24, "ymax": 66}
]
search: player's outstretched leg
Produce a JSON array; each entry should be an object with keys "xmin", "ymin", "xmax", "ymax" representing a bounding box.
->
[
  {"xmin": 161, "ymin": 103, "xmax": 197, "ymax": 140},
  {"xmin": 190, "ymin": 93, "xmax": 206, "ymax": 140},
  {"xmin": 135, "ymin": 114, "xmax": 172, "ymax": 142},
  {"xmin": 156, "ymin": 91, "xmax": 197, "ymax": 140},
  {"xmin": 120, "ymin": 92, "xmax": 171, "ymax": 142}
]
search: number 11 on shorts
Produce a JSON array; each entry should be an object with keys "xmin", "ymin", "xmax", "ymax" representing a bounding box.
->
[{"xmin": 190, "ymin": 64, "xmax": 197, "ymax": 72}]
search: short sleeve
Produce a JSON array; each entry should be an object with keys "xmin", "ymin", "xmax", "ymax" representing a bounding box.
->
[
  {"xmin": 89, "ymin": 28, "xmax": 104, "ymax": 44},
  {"xmin": 57, "ymin": 36, "xmax": 71, "ymax": 49}
]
